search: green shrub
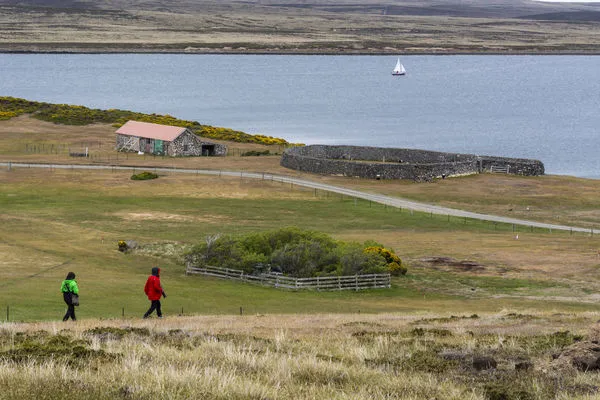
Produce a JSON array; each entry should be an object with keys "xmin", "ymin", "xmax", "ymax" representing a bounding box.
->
[
  {"xmin": 364, "ymin": 246, "xmax": 405, "ymax": 275},
  {"xmin": 241, "ymin": 150, "xmax": 271, "ymax": 156},
  {"xmin": 0, "ymin": 111, "xmax": 19, "ymax": 120},
  {"xmin": 117, "ymin": 240, "xmax": 128, "ymax": 252},
  {"xmin": 131, "ymin": 172, "xmax": 159, "ymax": 181},
  {"xmin": 338, "ymin": 243, "xmax": 387, "ymax": 275},
  {"xmin": 186, "ymin": 227, "xmax": 403, "ymax": 278}
]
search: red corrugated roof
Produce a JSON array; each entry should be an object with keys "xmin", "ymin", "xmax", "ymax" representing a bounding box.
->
[{"xmin": 115, "ymin": 120, "xmax": 188, "ymax": 142}]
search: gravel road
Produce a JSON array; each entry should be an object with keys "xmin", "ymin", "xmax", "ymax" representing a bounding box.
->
[{"xmin": 2, "ymin": 162, "xmax": 594, "ymax": 234}]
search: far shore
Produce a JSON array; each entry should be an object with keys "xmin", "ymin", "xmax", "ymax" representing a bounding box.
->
[{"xmin": 3, "ymin": 49, "xmax": 600, "ymax": 56}]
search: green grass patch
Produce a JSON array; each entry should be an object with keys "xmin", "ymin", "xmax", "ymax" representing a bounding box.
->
[{"xmin": 130, "ymin": 171, "xmax": 159, "ymax": 180}]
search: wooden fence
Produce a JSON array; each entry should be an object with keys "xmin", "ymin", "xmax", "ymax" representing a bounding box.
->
[
  {"xmin": 185, "ymin": 264, "xmax": 391, "ymax": 291},
  {"xmin": 489, "ymin": 165, "xmax": 510, "ymax": 174}
]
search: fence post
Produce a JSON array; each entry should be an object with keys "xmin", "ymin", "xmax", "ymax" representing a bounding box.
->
[
  {"xmin": 6, "ymin": 305, "xmax": 9, "ymax": 322},
  {"xmin": 355, "ymin": 275, "xmax": 358, "ymax": 291}
]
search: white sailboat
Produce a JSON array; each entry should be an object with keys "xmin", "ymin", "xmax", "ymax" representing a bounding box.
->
[{"xmin": 392, "ymin": 58, "xmax": 406, "ymax": 76}]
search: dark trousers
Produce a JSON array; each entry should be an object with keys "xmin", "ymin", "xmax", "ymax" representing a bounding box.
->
[
  {"xmin": 144, "ymin": 300, "xmax": 162, "ymax": 318},
  {"xmin": 63, "ymin": 293, "xmax": 76, "ymax": 321}
]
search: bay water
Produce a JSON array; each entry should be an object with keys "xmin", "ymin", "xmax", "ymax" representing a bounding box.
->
[{"xmin": 1, "ymin": 54, "xmax": 599, "ymax": 178}]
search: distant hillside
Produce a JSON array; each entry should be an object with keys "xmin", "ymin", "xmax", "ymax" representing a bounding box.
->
[{"xmin": 1, "ymin": 0, "xmax": 600, "ymax": 53}]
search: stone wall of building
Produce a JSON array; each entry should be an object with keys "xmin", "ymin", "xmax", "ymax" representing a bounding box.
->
[
  {"xmin": 169, "ymin": 130, "xmax": 205, "ymax": 156},
  {"xmin": 281, "ymin": 145, "xmax": 544, "ymax": 180},
  {"xmin": 171, "ymin": 131, "xmax": 228, "ymax": 156},
  {"xmin": 116, "ymin": 130, "xmax": 227, "ymax": 157},
  {"xmin": 115, "ymin": 134, "xmax": 140, "ymax": 152}
]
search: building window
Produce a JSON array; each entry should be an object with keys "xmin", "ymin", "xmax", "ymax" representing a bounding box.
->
[{"xmin": 183, "ymin": 144, "xmax": 189, "ymax": 152}]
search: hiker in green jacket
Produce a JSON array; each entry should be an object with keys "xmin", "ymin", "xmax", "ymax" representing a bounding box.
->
[{"xmin": 60, "ymin": 272, "xmax": 79, "ymax": 321}]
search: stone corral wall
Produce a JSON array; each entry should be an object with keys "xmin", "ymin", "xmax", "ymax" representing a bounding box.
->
[
  {"xmin": 479, "ymin": 156, "xmax": 544, "ymax": 176},
  {"xmin": 281, "ymin": 145, "xmax": 544, "ymax": 180}
]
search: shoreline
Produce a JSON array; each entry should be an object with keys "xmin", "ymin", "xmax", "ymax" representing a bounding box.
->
[{"xmin": 3, "ymin": 49, "xmax": 600, "ymax": 56}]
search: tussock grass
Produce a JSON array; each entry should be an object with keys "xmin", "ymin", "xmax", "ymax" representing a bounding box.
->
[{"xmin": 0, "ymin": 312, "xmax": 599, "ymax": 399}]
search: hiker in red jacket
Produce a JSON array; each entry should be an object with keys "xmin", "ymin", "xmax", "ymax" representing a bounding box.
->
[{"xmin": 143, "ymin": 267, "xmax": 166, "ymax": 318}]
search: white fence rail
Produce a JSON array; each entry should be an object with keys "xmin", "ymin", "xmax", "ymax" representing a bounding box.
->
[{"xmin": 186, "ymin": 264, "xmax": 391, "ymax": 291}]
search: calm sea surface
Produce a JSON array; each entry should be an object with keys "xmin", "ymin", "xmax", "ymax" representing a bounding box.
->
[{"xmin": 1, "ymin": 54, "xmax": 599, "ymax": 178}]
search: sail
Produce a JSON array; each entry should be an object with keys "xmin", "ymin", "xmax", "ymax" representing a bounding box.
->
[{"xmin": 392, "ymin": 58, "xmax": 406, "ymax": 75}]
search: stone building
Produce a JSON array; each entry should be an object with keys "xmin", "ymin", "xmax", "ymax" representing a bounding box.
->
[{"xmin": 115, "ymin": 120, "xmax": 227, "ymax": 156}]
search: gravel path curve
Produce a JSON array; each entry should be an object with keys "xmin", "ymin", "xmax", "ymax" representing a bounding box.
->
[{"xmin": 2, "ymin": 162, "xmax": 594, "ymax": 234}]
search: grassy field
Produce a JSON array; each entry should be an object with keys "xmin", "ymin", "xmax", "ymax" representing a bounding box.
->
[
  {"xmin": 2, "ymin": 164, "xmax": 600, "ymax": 322},
  {"xmin": 2, "ymin": 0, "xmax": 600, "ymax": 53},
  {"xmin": 4, "ymin": 115, "xmax": 600, "ymax": 397},
  {"xmin": 2, "ymin": 116, "xmax": 600, "ymax": 322}
]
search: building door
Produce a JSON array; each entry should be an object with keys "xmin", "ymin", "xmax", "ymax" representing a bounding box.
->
[
  {"xmin": 154, "ymin": 140, "xmax": 164, "ymax": 155},
  {"xmin": 202, "ymin": 144, "xmax": 215, "ymax": 156}
]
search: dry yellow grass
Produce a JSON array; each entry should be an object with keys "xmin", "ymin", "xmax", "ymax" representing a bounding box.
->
[{"xmin": 1, "ymin": 312, "xmax": 600, "ymax": 399}]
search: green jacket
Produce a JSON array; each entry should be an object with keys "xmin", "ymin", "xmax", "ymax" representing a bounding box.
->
[{"xmin": 61, "ymin": 279, "xmax": 79, "ymax": 295}]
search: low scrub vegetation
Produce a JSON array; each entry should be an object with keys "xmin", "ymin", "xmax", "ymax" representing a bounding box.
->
[
  {"xmin": 186, "ymin": 227, "xmax": 405, "ymax": 277},
  {"xmin": 0, "ymin": 96, "xmax": 292, "ymax": 146}
]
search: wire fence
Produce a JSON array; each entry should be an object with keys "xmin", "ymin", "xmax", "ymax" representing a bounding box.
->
[{"xmin": 22, "ymin": 142, "xmax": 285, "ymax": 159}]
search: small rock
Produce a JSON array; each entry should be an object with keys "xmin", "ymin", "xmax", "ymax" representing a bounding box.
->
[
  {"xmin": 573, "ymin": 355, "xmax": 600, "ymax": 372},
  {"xmin": 473, "ymin": 356, "xmax": 497, "ymax": 370},
  {"xmin": 515, "ymin": 360, "xmax": 533, "ymax": 371}
]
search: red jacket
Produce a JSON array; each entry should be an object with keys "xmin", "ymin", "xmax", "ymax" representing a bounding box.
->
[{"xmin": 144, "ymin": 274, "xmax": 163, "ymax": 301}]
